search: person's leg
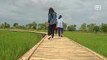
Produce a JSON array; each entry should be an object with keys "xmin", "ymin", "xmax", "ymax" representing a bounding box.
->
[
  {"xmin": 55, "ymin": 28, "xmax": 57, "ymax": 34},
  {"xmin": 50, "ymin": 25, "xmax": 53, "ymax": 35},
  {"xmin": 48, "ymin": 25, "xmax": 52, "ymax": 39},
  {"xmin": 60, "ymin": 28, "xmax": 62, "ymax": 37},
  {"xmin": 61, "ymin": 28, "xmax": 63, "ymax": 37},
  {"xmin": 54, "ymin": 24, "xmax": 57, "ymax": 34},
  {"xmin": 56, "ymin": 28, "xmax": 57, "ymax": 34},
  {"xmin": 57, "ymin": 27, "xmax": 60, "ymax": 37},
  {"xmin": 48, "ymin": 25, "xmax": 51, "ymax": 36},
  {"xmin": 51, "ymin": 24, "xmax": 55, "ymax": 38}
]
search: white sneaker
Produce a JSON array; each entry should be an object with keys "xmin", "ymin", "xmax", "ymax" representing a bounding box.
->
[{"xmin": 48, "ymin": 36, "xmax": 51, "ymax": 40}]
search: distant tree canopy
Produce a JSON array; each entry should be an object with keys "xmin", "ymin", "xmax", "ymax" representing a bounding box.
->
[
  {"xmin": 37, "ymin": 22, "xmax": 48, "ymax": 30},
  {"xmin": 93, "ymin": 26, "xmax": 100, "ymax": 32},
  {"xmin": 26, "ymin": 22, "xmax": 37, "ymax": 29},
  {"xmin": 79, "ymin": 23, "xmax": 107, "ymax": 33},
  {"xmin": 63, "ymin": 23, "xmax": 67, "ymax": 31},
  {"xmin": 101, "ymin": 23, "xmax": 107, "ymax": 32},
  {"xmin": 1, "ymin": 22, "xmax": 107, "ymax": 33},
  {"xmin": 13, "ymin": 23, "xmax": 19, "ymax": 28},
  {"xmin": 0, "ymin": 22, "xmax": 10, "ymax": 28},
  {"xmin": 67, "ymin": 24, "xmax": 76, "ymax": 31},
  {"xmin": 87, "ymin": 24, "xmax": 96, "ymax": 32},
  {"xmin": 80, "ymin": 23, "xmax": 87, "ymax": 32}
]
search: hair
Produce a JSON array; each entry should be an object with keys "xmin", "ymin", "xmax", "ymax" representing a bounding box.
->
[
  {"xmin": 48, "ymin": 8, "xmax": 55, "ymax": 18},
  {"xmin": 49, "ymin": 8, "xmax": 54, "ymax": 14},
  {"xmin": 58, "ymin": 15, "xmax": 62, "ymax": 19}
]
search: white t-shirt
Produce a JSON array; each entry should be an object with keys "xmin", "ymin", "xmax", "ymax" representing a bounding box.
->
[{"xmin": 57, "ymin": 18, "xmax": 64, "ymax": 28}]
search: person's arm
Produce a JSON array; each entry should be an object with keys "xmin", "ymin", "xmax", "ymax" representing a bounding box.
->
[
  {"xmin": 54, "ymin": 12, "xmax": 57, "ymax": 24},
  {"xmin": 48, "ymin": 14, "xmax": 50, "ymax": 23},
  {"xmin": 62, "ymin": 18, "xmax": 64, "ymax": 25}
]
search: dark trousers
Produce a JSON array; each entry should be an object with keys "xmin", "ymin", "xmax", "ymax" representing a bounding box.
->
[
  {"xmin": 48, "ymin": 24, "xmax": 56, "ymax": 38},
  {"xmin": 54, "ymin": 24, "xmax": 57, "ymax": 34},
  {"xmin": 57, "ymin": 27, "xmax": 63, "ymax": 37}
]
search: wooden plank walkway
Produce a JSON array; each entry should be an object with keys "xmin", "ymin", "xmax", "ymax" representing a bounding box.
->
[{"xmin": 19, "ymin": 35, "xmax": 107, "ymax": 60}]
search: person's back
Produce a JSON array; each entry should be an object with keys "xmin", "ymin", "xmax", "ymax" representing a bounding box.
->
[
  {"xmin": 57, "ymin": 15, "xmax": 64, "ymax": 37},
  {"xmin": 57, "ymin": 18, "xmax": 64, "ymax": 28},
  {"xmin": 48, "ymin": 12, "xmax": 57, "ymax": 25},
  {"xmin": 48, "ymin": 8, "xmax": 57, "ymax": 39}
]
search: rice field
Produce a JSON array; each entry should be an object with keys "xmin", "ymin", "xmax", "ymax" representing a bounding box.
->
[
  {"xmin": 0, "ymin": 30, "xmax": 43, "ymax": 60},
  {"xmin": 64, "ymin": 32, "xmax": 107, "ymax": 57}
]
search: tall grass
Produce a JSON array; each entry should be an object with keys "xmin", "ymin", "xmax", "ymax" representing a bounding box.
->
[
  {"xmin": 0, "ymin": 30, "xmax": 42, "ymax": 60},
  {"xmin": 64, "ymin": 32, "xmax": 107, "ymax": 57}
]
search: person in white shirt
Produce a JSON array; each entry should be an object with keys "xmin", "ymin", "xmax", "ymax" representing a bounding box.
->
[{"xmin": 57, "ymin": 15, "xmax": 64, "ymax": 37}]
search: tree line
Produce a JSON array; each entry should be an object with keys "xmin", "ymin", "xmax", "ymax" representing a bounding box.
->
[
  {"xmin": 80, "ymin": 23, "xmax": 107, "ymax": 33},
  {"xmin": 0, "ymin": 22, "xmax": 47, "ymax": 30},
  {"xmin": 0, "ymin": 22, "xmax": 67, "ymax": 30},
  {"xmin": 67, "ymin": 23, "xmax": 107, "ymax": 33},
  {"xmin": 0, "ymin": 22, "xmax": 107, "ymax": 33},
  {"xmin": 0, "ymin": 22, "xmax": 37, "ymax": 29}
]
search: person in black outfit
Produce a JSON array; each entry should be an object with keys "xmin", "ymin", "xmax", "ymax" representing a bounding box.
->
[{"xmin": 48, "ymin": 8, "xmax": 57, "ymax": 40}]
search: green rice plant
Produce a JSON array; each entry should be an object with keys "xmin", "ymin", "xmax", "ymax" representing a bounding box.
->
[
  {"xmin": 64, "ymin": 31, "xmax": 107, "ymax": 57},
  {"xmin": 0, "ymin": 30, "xmax": 43, "ymax": 60}
]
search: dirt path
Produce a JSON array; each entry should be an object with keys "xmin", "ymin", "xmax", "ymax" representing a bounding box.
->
[{"xmin": 19, "ymin": 35, "xmax": 106, "ymax": 60}]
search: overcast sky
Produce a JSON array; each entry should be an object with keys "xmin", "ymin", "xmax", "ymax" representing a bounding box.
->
[{"xmin": 0, "ymin": 0, "xmax": 107, "ymax": 26}]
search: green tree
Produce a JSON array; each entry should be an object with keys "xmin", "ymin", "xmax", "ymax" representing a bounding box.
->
[
  {"xmin": 63, "ymin": 23, "xmax": 67, "ymax": 31},
  {"xmin": 26, "ymin": 24, "xmax": 32, "ymax": 29},
  {"xmin": 0, "ymin": 22, "xmax": 10, "ymax": 28},
  {"xmin": 13, "ymin": 23, "xmax": 19, "ymax": 28},
  {"xmin": 18, "ymin": 25, "xmax": 25, "ymax": 29},
  {"xmin": 26, "ymin": 22, "xmax": 37, "ymax": 29},
  {"xmin": 101, "ymin": 23, "xmax": 107, "ymax": 32},
  {"xmin": 67, "ymin": 24, "xmax": 76, "ymax": 31},
  {"xmin": 38, "ymin": 22, "xmax": 47, "ymax": 30},
  {"xmin": 1, "ymin": 23, "xmax": 4, "ymax": 28},
  {"xmin": 80, "ymin": 23, "xmax": 87, "ymax": 32},
  {"xmin": 87, "ymin": 23, "xmax": 96, "ymax": 32},
  {"xmin": 4, "ymin": 22, "xmax": 10, "ymax": 28},
  {"xmin": 93, "ymin": 25, "xmax": 100, "ymax": 32},
  {"xmin": 31, "ymin": 22, "xmax": 37, "ymax": 29}
]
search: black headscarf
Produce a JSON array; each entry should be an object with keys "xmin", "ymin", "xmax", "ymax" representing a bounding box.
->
[{"xmin": 48, "ymin": 8, "xmax": 55, "ymax": 18}]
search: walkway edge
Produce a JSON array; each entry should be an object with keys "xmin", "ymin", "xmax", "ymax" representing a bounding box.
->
[
  {"xmin": 18, "ymin": 35, "xmax": 47, "ymax": 60},
  {"xmin": 67, "ymin": 37, "xmax": 107, "ymax": 60}
]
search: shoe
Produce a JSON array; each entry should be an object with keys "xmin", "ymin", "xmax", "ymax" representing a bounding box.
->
[
  {"xmin": 48, "ymin": 36, "xmax": 51, "ymax": 40},
  {"xmin": 61, "ymin": 35, "xmax": 63, "ymax": 37}
]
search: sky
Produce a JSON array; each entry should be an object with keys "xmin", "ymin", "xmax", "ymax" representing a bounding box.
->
[{"xmin": 0, "ymin": 0, "xmax": 107, "ymax": 26}]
